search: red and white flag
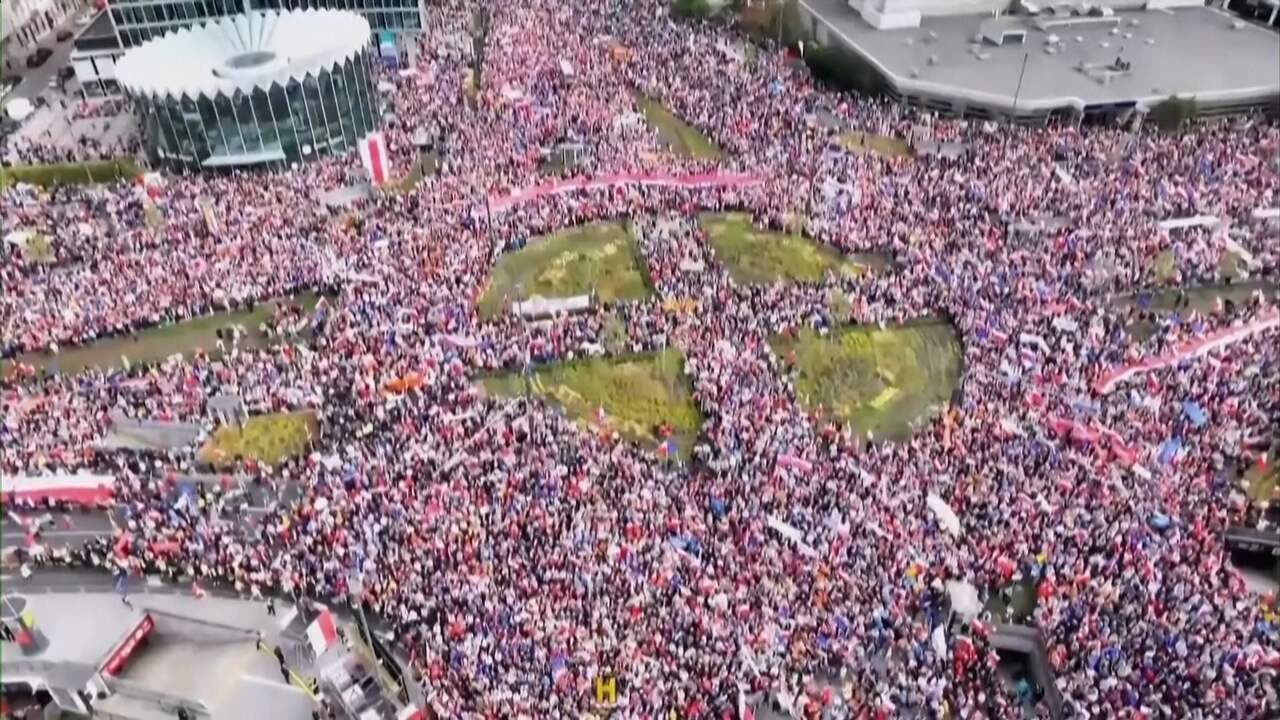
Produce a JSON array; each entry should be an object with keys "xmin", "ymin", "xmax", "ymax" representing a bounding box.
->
[
  {"xmin": 305, "ymin": 609, "xmax": 339, "ymax": 656},
  {"xmin": 359, "ymin": 132, "xmax": 392, "ymax": 186}
]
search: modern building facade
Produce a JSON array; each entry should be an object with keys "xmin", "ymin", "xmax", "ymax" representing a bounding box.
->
[
  {"xmin": 70, "ymin": 10, "xmax": 127, "ymax": 98},
  {"xmin": 796, "ymin": 0, "xmax": 1280, "ymax": 122},
  {"xmin": 116, "ymin": 10, "xmax": 380, "ymax": 170},
  {"xmin": 106, "ymin": 0, "xmax": 424, "ymax": 50}
]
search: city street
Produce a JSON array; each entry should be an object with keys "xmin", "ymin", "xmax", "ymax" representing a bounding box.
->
[
  {"xmin": 2, "ymin": 507, "xmax": 118, "ymax": 551},
  {"xmin": 3, "ymin": 2, "xmax": 90, "ymax": 105}
]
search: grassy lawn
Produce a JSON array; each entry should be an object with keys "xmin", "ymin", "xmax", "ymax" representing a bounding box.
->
[
  {"xmin": 479, "ymin": 349, "xmax": 702, "ymax": 459},
  {"xmin": 771, "ymin": 320, "xmax": 963, "ymax": 441},
  {"xmin": 637, "ymin": 96, "xmax": 722, "ymax": 160},
  {"xmin": 1218, "ymin": 249, "xmax": 1246, "ymax": 281},
  {"xmin": 198, "ymin": 411, "xmax": 319, "ymax": 468},
  {"xmin": 839, "ymin": 132, "xmax": 912, "ymax": 158},
  {"xmin": 987, "ymin": 576, "xmax": 1040, "ymax": 625},
  {"xmin": 477, "ymin": 222, "xmax": 651, "ymax": 318},
  {"xmin": 6, "ymin": 293, "xmax": 323, "ymax": 377},
  {"xmin": 1153, "ymin": 247, "xmax": 1248, "ymax": 284},
  {"xmin": 385, "ymin": 150, "xmax": 440, "ymax": 194},
  {"xmin": 143, "ymin": 202, "xmax": 165, "ymax": 229},
  {"xmin": 701, "ymin": 213, "xmax": 890, "ymax": 285},
  {"xmin": 1114, "ymin": 279, "xmax": 1277, "ymax": 339},
  {"xmin": 387, "ymin": 162, "xmax": 424, "ymax": 194},
  {"xmin": 1152, "ymin": 250, "xmax": 1179, "ymax": 283},
  {"xmin": 0, "ymin": 159, "xmax": 142, "ymax": 188},
  {"xmin": 21, "ymin": 233, "xmax": 55, "ymax": 264},
  {"xmin": 1246, "ymin": 446, "xmax": 1279, "ymax": 506}
]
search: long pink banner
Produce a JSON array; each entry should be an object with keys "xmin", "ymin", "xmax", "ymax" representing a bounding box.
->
[
  {"xmin": 1094, "ymin": 309, "xmax": 1279, "ymax": 394},
  {"xmin": 488, "ymin": 171, "xmax": 764, "ymax": 212}
]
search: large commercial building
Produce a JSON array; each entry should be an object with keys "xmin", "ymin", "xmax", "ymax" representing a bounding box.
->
[
  {"xmin": 116, "ymin": 10, "xmax": 380, "ymax": 170},
  {"xmin": 106, "ymin": 0, "xmax": 425, "ymax": 49},
  {"xmin": 70, "ymin": 10, "xmax": 128, "ymax": 98},
  {"xmin": 796, "ymin": 0, "xmax": 1280, "ymax": 122}
]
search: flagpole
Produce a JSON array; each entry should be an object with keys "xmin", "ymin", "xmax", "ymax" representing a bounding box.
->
[{"xmin": 1011, "ymin": 52, "xmax": 1030, "ymax": 119}]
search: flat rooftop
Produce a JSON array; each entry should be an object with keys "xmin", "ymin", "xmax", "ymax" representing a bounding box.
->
[
  {"xmin": 73, "ymin": 11, "xmax": 123, "ymax": 53},
  {"xmin": 799, "ymin": 1, "xmax": 1280, "ymax": 112},
  {"xmin": 1, "ymin": 589, "xmax": 310, "ymax": 720},
  {"xmin": 115, "ymin": 641, "xmax": 315, "ymax": 720}
]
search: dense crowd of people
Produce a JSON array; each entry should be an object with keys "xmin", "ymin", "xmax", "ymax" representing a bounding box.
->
[{"xmin": 3, "ymin": 0, "xmax": 1280, "ymax": 717}]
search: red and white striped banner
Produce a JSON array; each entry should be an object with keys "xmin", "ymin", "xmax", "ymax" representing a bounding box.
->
[
  {"xmin": 359, "ymin": 132, "xmax": 391, "ymax": 186},
  {"xmin": 489, "ymin": 170, "xmax": 764, "ymax": 212},
  {"xmin": 1094, "ymin": 309, "xmax": 1279, "ymax": 394},
  {"xmin": 0, "ymin": 473, "xmax": 113, "ymax": 505}
]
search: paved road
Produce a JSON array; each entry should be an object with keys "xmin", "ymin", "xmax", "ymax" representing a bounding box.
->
[
  {"xmin": 2, "ymin": 507, "xmax": 118, "ymax": 551},
  {"xmin": 2, "ymin": 3, "xmax": 90, "ymax": 101},
  {"xmin": 1, "ymin": 472, "xmax": 304, "ymax": 556}
]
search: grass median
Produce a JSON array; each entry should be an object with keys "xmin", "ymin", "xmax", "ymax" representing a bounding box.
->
[
  {"xmin": 0, "ymin": 158, "xmax": 142, "ymax": 188},
  {"xmin": 839, "ymin": 132, "xmax": 912, "ymax": 158},
  {"xmin": 772, "ymin": 320, "xmax": 963, "ymax": 441},
  {"xmin": 637, "ymin": 96, "xmax": 722, "ymax": 160},
  {"xmin": 6, "ymin": 293, "xmax": 324, "ymax": 377},
  {"xmin": 198, "ymin": 411, "xmax": 320, "ymax": 468},
  {"xmin": 701, "ymin": 212, "xmax": 890, "ymax": 285},
  {"xmin": 478, "ymin": 221, "xmax": 652, "ymax": 318},
  {"xmin": 479, "ymin": 349, "xmax": 701, "ymax": 460}
]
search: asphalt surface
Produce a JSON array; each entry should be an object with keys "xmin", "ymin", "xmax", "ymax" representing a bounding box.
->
[
  {"xmin": 1, "ymin": 470, "xmax": 307, "ymax": 553},
  {"xmin": 2, "ymin": 6, "xmax": 87, "ymax": 105},
  {"xmin": 2, "ymin": 507, "xmax": 119, "ymax": 551}
]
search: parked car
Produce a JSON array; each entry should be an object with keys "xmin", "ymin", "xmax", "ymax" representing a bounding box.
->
[
  {"xmin": 57, "ymin": 30, "xmax": 73, "ymax": 42},
  {"xmin": 26, "ymin": 48, "xmax": 53, "ymax": 68}
]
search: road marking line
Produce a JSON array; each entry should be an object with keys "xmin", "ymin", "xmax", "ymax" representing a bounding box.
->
[{"xmin": 241, "ymin": 673, "xmax": 313, "ymax": 697}]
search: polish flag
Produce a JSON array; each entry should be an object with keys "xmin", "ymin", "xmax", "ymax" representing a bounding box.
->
[
  {"xmin": 305, "ymin": 609, "xmax": 339, "ymax": 656},
  {"xmin": 359, "ymin": 132, "xmax": 391, "ymax": 186}
]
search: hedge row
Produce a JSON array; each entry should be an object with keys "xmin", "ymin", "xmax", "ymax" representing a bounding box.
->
[{"xmin": 0, "ymin": 159, "xmax": 142, "ymax": 188}]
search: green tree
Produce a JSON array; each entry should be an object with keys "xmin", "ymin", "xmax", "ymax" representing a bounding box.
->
[
  {"xmin": 827, "ymin": 289, "xmax": 853, "ymax": 324},
  {"xmin": 672, "ymin": 0, "xmax": 713, "ymax": 20},
  {"xmin": 778, "ymin": 0, "xmax": 808, "ymax": 47},
  {"xmin": 804, "ymin": 44, "xmax": 885, "ymax": 97},
  {"xmin": 1150, "ymin": 95, "xmax": 1198, "ymax": 132},
  {"xmin": 602, "ymin": 315, "xmax": 630, "ymax": 355},
  {"xmin": 737, "ymin": 0, "xmax": 807, "ymax": 48},
  {"xmin": 471, "ymin": 8, "xmax": 491, "ymax": 87}
]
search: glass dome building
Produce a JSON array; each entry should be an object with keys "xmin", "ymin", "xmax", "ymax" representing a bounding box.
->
[{"xmin": 116, "ymin": 9, "xmax": 379, "ymax": 171}]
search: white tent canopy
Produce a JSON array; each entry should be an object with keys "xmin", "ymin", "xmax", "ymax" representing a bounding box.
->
[
  {"xmin": 5, "ymin": 97, "xmax": 34, "ymax": 122},
  {"xmin": 513, "ymin": 294, "xmax": 591, "ymax": 319},
  {"xmin": 947, "ymin": 580, "xmax": 982, "ymax": 620},
  {"xmin": 1157, "ymin": 214, "xmax": 1219, "ymax": 231},
  {"xmin": 927, "ymin": 493, "xmax": 962, "ymax": 537}
]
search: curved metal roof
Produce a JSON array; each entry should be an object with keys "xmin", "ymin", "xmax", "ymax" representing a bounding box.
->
[{"xmin": 116, "ymin": 9, "xmax": 370, "ymax": 100}]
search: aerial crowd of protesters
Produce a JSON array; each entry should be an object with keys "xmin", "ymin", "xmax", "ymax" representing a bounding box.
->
[{"xmin": 2, "ymin": 0, "xmax": 1279, "ymax": 718}]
